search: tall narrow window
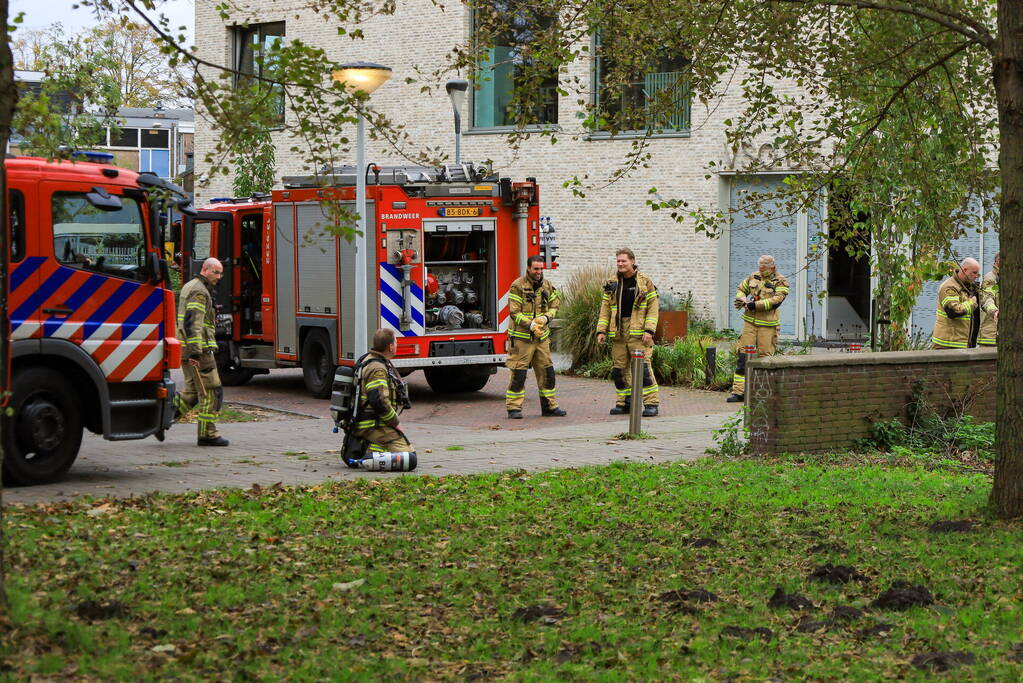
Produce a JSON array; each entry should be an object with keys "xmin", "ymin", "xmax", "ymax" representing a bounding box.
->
[
  {"xmin": 472, "ymin": 1, "xmax": 558, "ymax": 128},
  {"xmin": 593, "ymin": 33, "xmax": 690, "ymax": 134},
  {"xmin": 234, "ymin": 22, "xmax": 286, "ymax": 125}
]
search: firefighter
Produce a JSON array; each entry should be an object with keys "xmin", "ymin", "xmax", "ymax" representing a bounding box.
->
[
  {"xmin": 931, "ymin": 258, "xmax": 981, "ymax": 349},
  {"xmin": 596, "ymin": 248, "xmax": 660, "ymax": 417},
  {"xmin": 505, "ymin": 255, "xmax": 566, "ymax": 419},
  {"xmin": 727, "ymin": 255, "xmax": 790, "ymax": 403},
  {"xmin": 174, "ymin": 257, "xmax": 229, "ymax": 446},
  {"xmin": 979, "ymin": 253, "xmax": 1000, "ymax": 347},
  {"xmin": 351, "ymin": 328, "xmax": 415, "ymax": 454}
]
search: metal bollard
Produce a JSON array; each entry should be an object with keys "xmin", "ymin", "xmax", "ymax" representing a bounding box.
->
[{"xmin": 629, "ymin": 348, "xmax": 645, "ymax": 436}]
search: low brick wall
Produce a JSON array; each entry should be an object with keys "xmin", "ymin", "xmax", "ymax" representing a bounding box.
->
[{"xmin": 745, "ymin": 349, "xmax": 997, "ymax": 454}]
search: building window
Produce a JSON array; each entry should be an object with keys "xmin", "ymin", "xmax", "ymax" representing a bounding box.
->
[
  {"xmin": 234, "ymin": 22, "xmax": 285, "ymax": 125},
  {"xmin": 110, "ymin": 127, "xmax": 139, "ymax": 147},
  {"xmin": 141, "ymin": 128, "xmax": 169, "ymax": 148},
  {"xmin": 140, "ymin": 149, "xmax": 171, "ymax": 178},
  {"xmin": 472, "ymin": 1, "xmax": 557, "ymax": 128},
  {"xmin": 593, "ymin": 33, "xmax": 690, "ymax": 134}
]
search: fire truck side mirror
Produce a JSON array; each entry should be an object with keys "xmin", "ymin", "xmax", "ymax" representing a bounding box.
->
[
  {"xmin": 86, "ymin": 186, "xmax": 123, "ymax": 212},
  {"xmin": 148, "ymin": 251, "xmax": 164, "ymax": 284}
]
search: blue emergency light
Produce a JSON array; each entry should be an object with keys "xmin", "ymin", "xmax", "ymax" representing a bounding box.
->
[{"xmin": 71, "ymin": 150, "xmax": 115, "ymax": 163}]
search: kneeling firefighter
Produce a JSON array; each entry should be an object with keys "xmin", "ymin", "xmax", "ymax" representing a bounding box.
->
[{"xmin": 331, "ymin": 328, "xmax": 417, "ymax": 471}]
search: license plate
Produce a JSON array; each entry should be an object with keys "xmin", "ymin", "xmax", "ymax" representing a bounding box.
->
[{"xmin": 442, "ymin": 206, "xmax": 480, "ymax": 217}]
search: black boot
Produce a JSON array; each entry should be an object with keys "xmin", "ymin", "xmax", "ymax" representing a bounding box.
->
[
  {"xmin": 642, "ymin": 405, "xmax": 658, "ymax": 417},
  {"xmin": 507, "ymin": 410, "xmax": 523, "ymax": 419},
  {"xmin": 726, "ymin": 394, "xmax": 743, "ymax": 403},
  {"xmin": 198, "ymin": 436, "xmax": 230, "ymax": 447},
  {"xmin": 610, "ymin": 402, "xmax": 630, "ymax": 415},
  {"xmin": 542, "ymin": 407, "xmax": 567, "ymax": 417}
]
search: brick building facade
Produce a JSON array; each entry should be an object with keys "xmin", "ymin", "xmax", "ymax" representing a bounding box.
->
[
  {"xmin": 192, "ymin": 0, "xmax": 808, "ymax": 324},
  {"xmin": 192, "ymin": 1, "xmax": 1000, "ymax": 338}
]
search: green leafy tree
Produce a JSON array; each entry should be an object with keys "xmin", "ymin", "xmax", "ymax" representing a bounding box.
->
[
  {"xmin": 11, "ymin": 25, "xmax": 122, "ymax": 157},
  {"xmin": 85, "ymin": 16, "xmax": 188, "ymax": 107},
  {"xmin": 232, "ymin": 128, "xmax": 276, "ymax": 197},
  {"xmin": 459, "ymin": 0, "xmax": 1020, "ymax": 516}
]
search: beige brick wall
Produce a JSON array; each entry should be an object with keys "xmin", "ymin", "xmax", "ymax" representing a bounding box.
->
[{"xmin": 194, "ymin": 0, "xmax": 806, "ymax": 315}]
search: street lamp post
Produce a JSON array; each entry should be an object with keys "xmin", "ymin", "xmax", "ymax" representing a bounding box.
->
[
  {"xmin": 445, "ymin": 79, "xmax": 469, "ymax": 164},
  {"xmin": 331, "ymin": 62, "xmax": 393, "ymax": 360}
]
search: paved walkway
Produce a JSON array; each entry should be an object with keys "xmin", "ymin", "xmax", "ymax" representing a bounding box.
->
[{"xmin": 4, "ymin": 411, "xmax": 733, "ymax": 505}]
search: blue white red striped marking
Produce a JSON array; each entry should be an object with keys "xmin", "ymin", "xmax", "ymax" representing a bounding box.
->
[
  {"xmin": 9, "ymin": 259, "xmax": 168, "ymax": 382},
  {"xmin": 379, "ymin": 262, "xmax": 425, "ymax": 336}
]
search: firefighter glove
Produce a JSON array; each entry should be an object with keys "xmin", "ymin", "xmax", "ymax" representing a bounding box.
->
[{"xmin": 746, "ymin": 299, "xmax": 757, "ymax": 312}]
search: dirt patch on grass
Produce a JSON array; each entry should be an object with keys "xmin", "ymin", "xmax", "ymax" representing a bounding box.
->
[
  {"xmin": 719, "ymin": 626, "xmax": 773, "ymax": 642},
  {"xmin": 809, "ymin": 563, "xmax": 868, "ymax": 584},
  {"xmin": 911, "ymin": 651, "xmax": 976, "ymax": 671},
  {"xmin": 768, "ymin": 587, "xmax": 815, "ymax": 611},
  {"xmin": 928, "ymin": 520, "xmax": 975, "ymax": 533},
  {"xmin": 511, "ymin": 605, "xmax": 565, "ymax": 624},
  {"xmin": 872, "ymin": 581, "xmax": 935, "ymax": 610},
  {"xmin": 74, "ymin": 600, "xmax": 128, "ymax": 621}
]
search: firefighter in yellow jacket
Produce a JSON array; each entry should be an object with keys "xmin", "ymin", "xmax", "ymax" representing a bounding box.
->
[
  {"xmin": 727, "ymin": 255, "xmax": 790, "ymax": 402},
  {"xmin": 979, "ymin": 253, "xmax": 999, "ymax": 347},
  {"xmin": 352, "ymin": 328, "xmax": 415, "ymax": 453},
  {"xmin": 596, "ymin": 248, "xmax": 660, "ymax": 417},
  {"xmin": 174, "ymin": 257, "xmax": 228, "ymax": 446},
  {"xmin": 505, "ymin": 255, "xmax": 566, "ymax": 418},
  {"xmin": 931, "ymin": 258, "xmax": 980, "ymax": 349}
]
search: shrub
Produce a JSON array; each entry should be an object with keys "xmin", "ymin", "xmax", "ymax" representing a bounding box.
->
[
  {"xmin": 558, "ymin": 266, "xmax": 611, "ymax": 370},
  {"xmin": 860, "ymin": 381, "xmax": 996, "ymax": 461},
  {"xmin": 651, "ymin": 336, "xmax": 735, "ymax": 390}
]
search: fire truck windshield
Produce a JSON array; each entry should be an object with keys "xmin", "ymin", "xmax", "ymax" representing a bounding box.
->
[{"xmin": 52, "ymin": 192, "xmax": 149, "ymax": 280}]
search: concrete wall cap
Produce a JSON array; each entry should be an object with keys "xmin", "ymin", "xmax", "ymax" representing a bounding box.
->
[{"xmin": 748, "ymin": 348, "xmax": 997, "ymax": 369}]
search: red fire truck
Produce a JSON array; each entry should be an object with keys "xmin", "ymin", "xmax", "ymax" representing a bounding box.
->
[
  {"xmin": 181, "ymin": 163, "xmax": 556, "ymax": 397},
  {"xmin": 2, "ymin": 154, "xmax": 187, "ymax": 485}
]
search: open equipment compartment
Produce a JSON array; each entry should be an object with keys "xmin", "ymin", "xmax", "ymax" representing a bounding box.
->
[{"xmin": 422, "ymin": 219, "xmax": 497, "ymax": 334}]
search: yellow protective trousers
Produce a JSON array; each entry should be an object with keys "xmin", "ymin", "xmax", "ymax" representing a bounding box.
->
[
  {"xmin": 174, "ymin": 353, "xmax": 223, "ymax": 439},
  {"xmin": 505, "ymin": 337, "xmax": 558, "ymax": 411},
  {"xmin": 730, "ymin": 322, "xmax": 778, "ymax": 396},
  {"xmin": 610, "ymin": 338, "xmax": 659, "ymax": 407}
]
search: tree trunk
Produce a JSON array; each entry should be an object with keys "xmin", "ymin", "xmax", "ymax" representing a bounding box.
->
[
  {"xmin": 990, "ymin": 0, "xmax": 1023, "ymax": 518},
  {"xmin": 0, "ymin": 0, "xmax": 17, "ymax": 604}
]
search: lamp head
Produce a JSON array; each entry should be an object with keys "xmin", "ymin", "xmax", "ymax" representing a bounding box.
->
[
  {"xmin": 446, "ymin": 78, "xmax": 469, "ymax": 113},
  {"xmin": 332, "ymin": 61, "xmax": 393, "ymax": 95}
]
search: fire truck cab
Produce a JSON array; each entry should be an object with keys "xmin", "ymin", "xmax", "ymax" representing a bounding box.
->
[
  {"xmin": 3, "ymin": 155, "xmax": 187, "ymax": 485},
  {"xmin": 182, "ymin": 163, "xmax": 556, "ymax": 397}
]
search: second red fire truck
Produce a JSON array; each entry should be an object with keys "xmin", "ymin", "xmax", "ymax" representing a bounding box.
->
[{"xmin": 181, "ymin": 163, "xmax": 556, "ymax": 397}]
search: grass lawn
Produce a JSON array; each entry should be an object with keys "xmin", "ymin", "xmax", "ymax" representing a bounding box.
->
[{"xmin": 2, "ymin": 459, "xmax": 1021, "ymax": 680}]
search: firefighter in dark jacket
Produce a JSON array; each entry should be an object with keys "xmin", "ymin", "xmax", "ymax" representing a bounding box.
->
[
  {"xmin": 352, "ymin": 328, "xmax": 415, "ymax": 454},
  {"xmin": 596, "ymin": 248, "xmax": 660, "ymax": 417},
  {"xmin": 174, "ymin": 257, "xmax": 228, "ymax": 446},
  {"xmin": 505, "ymin": 255, "xmax": 566, "ymax": 418}
]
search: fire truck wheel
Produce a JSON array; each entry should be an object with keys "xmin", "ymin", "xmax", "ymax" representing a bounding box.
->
[
  {"xmin": 1, "ymin": 367, "xmax": 83, "ymax": 486},
  {"xmin": 424, "ymin": 366, "xmax": 491, "ymax": 394},
  {"xmin": 302, "ymin": 330, "xmax": 336, "ymax": 399},
  {"xmin": 216, "ymin": 354, "xmax": 256, "ymax": 387}
]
